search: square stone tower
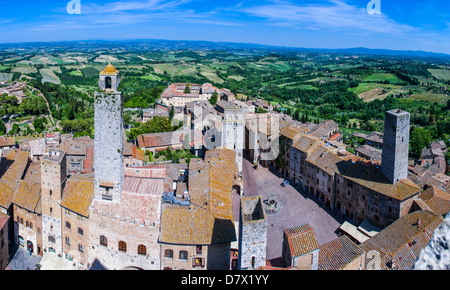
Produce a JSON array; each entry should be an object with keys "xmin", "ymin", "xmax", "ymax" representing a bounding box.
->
[
  {"xmin": 41, "ymin": 150, "xmax": 67, "ymax": 256},
  {"xmin": 238, "ymin": 196, "xmax": 267, "ymax": 270},
  {"xmin": 94, "ymin": 63, "xmax": 124, "ymax": 203},
  {"xmin": 221, "ymin": 108, "xmax": 244, "ymax": 175},
  {"xmin": 381, "ymin": 109, "xmax": 410, "ymax": 184}
]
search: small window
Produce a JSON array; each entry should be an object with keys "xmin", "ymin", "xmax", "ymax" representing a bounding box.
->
[
  {"xmin": 66, "ymin": 222, "xmax": 71, "ymax": 229},
  {"xmin": 179, "ymin": 250, "xmax": 188, "ymax": 260},
  {"xmin": 118, "ymin": 241, "xmax": 127, "ymax": 252},
  {"xmin": 100, "ymin": 235, "xmax": 107, "ymax": 247},
  {"xmin": 65, "ymin": 236, "xmax": 71, "ymax": 246},
  {"xmin": 165, "ymin": 249, "xmax": 173, "ymax": 259},
  {"xmin": 78, "ymin": 228, "xmax": 84, "ymax": 235},
  {"xmin": 137, "ymin": 244, "xmax": 147, "ymax": 256},
  {"xmin": 78, "ymin": 244, "xmax": 84, "ymax": 253}
]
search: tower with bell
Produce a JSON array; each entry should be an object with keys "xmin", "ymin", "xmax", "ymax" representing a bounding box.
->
[{"xmin": 94, "ymin": 63, "xmax": 124, "ymax": 203}]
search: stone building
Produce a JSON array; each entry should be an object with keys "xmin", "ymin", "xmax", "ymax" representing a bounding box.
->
[
  {"xmin": 40, "ymin": 150, "xmax": 67, "ymax": 257},
  {"xmin": 88, "ymin": 64, "xmax": 163, "ymax": 270},
  {"xmin": 276, "ymin": 126, "xmax": 309, "ymax": 177},
  {"xmin": 221, "ymin": 107, "xmax": 245, "ymax": 175},
  {"xmin": 159, "ymin": 149, "xmax": 238, "ymax": 270},
  {"xmin": 334, "ymin": 158, "xmax": 420, "ymax": 228},
  {"xmin": 60, "ymin": 174, "xmax": 94, "ymax": 269},
  {"xmin": 381, "ymin": 109, "xmax": 410, "ymax": 184},
  {"xmin": 238, "ymin": 196, "xmax": 267, "ymax": 270},
  {"xmin": 94, "ymin": 63, "xmax": 123, "ymax": 203},
  {"xmin": 89, "ymin": 166, "xmax": 164, "ymax": 270},
  {"xmin": 0, "ymin": 136, "xmax": 16, "ymax": 156},
  {"xmin": 0, "ymin": 212, "xmax": 9, "ymax": 270},
  {"xmin": 159, "ymin": 83, "xmax": 234, "ymax": 108},
  {"xmin": 282, "ymin": 224, "xmax": 319, "ymax": 270},
  {"xmin": 303, "ymin": 145, "xmax": 341, "ymax": 210},
  {"xmin": 11, "ymin": 161, "xmax": 42, "ymax": 256},
  {"xmin": 289, "ymin": 134, "xmax": 322, "ymax": 189}
]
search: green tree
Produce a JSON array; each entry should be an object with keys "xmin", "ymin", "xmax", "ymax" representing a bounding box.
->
[
  {"xmin": 0, "ymin": 120, "xmax": 6, "ymax": 135},
  {"xmin": 169, "ymin": 105, "xmax": 174, "ymax": 120},
  {"xmin": 410, "ymin": 127, "xmax": 432, "ymax": 157},
  {"xmin": 209, "ymin": 90, "xmax": 218, "ymax": 106}
]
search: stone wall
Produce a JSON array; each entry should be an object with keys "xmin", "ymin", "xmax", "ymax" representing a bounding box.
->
[
  {"xmin": 61, "ymin": 210, "xmax": 90, "ymax": 269},
  {"xmin": 381, "ymin": 109, "xmax": 410, "ymax": 184},
  {"xmin": 88, "ymin": 209, "xmax": 160, "ymax": 270},
  {"xmin": 94, "ymin": 92, "xmax": 124, "ymax": 202},
  {"xmin": 239, "ymin": 196, "xmax": 267, "ymax": 270}
]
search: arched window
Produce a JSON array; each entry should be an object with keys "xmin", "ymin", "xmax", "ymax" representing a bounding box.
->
[
  {"xmin": 105, "ymin": 77, "xmax": 112, "ymax": 89},
  {"xmin": 66, "ymin": 221, "xmax": 71, "ymax": 229},
  {"xmin": 137, "ymin": 244, "xmax": 147, "ymax": 256},
  {"xmin": 118, "ymin": 241, "xmax": 127, "ymax": 252},
  {"xmin": 100, "ymin": 235, "xmax": 107, "ymax": 247},
  {"xmin": 164, "ymin": 249, "xmax": 173, "ymax": 259},
  {"xmin": 179, "ymin": 250, "xmax": 188, "ymax": 260}
]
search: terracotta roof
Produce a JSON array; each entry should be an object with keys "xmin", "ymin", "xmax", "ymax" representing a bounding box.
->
[
  {"xmin": 60, "ymin": 179, "xmax": 94, "ymax": 217},
  {"xmin": 309, "ymin": 120, "xmax": 338, "ymax": 139},
  {"xmin": 284, "ymin": 224, "xmax": 319, "ymax": 258},
  {"xmin": 0, "ymin": 136, "xmax": 15, "ymax": 147},
  {"xmin": 417, "ymin": 186, "xmax": 450, "ymax": 216},
  {"xmin": 280, "ymin": 126, "xmax": 308, "ymax": 140},
  {"xmin": 12, "ymin": 162, "xmax": 41, "ymax": 213},
  {"xmin": 189, "ymin": 149, "xmax": 236, "ymax": 220},
  {"xmin": 137, "ymin": 130, "xmax": 183, "ymax": 148},
  {"xmin": 292, "ymin": 134, "xmax": 322, "ymax": 153},
  {"xmin": 361, "ymin": 210, "xmax": 443, "ymax": 270},
  {"xmin": 159, "ymin": 207, "xmax": 236, "ymax": 245},
  {"xmin": 0, "ymin": 150, "xmax": 29, "ymax": 208},
  {"xmin": 318, "ymin": 235, "xmax": 364, "ymax": 270}
]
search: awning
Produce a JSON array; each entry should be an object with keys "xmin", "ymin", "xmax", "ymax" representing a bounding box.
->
[
  {"xmin": 339, "ymin": 221, "xmax": 370, "ymax": 244},
  {"xmin": 357, "ymin": 220, "xmax": 381, "ymax": 238}
]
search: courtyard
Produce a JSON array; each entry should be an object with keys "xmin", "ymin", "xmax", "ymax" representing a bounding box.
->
[{"xmin": 241, "ymin": 156, "xmax": 344, "ymax": 266}]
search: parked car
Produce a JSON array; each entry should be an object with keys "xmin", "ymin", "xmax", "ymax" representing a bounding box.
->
[{"xmin": 281, "ymin": 180, "xmax": 289, "ymax": 187}]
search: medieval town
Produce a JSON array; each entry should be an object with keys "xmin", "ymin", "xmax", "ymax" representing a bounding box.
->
[{"xmin": 0, "ymin": 63, "xmax": 448, "ymax": 271}]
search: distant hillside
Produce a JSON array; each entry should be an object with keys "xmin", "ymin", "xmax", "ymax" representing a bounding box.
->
[{"xmin": 1, "ymin": 39, "xmax": 450, "ymax": 60}]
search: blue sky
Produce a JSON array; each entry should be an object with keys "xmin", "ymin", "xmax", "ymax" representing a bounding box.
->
[{"xmin": 1, "ymin": 0, "xmax": 450, "ymax": 54}]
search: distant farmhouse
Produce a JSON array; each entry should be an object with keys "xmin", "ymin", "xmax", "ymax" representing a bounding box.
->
[{"xmin": 157, "ymin": 83, "xmax": 235, "ymax": 108}]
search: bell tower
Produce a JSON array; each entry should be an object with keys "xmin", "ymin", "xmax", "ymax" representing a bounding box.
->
[
  {"xmin": 99, "ymin": 63, "xmax": 120, "ymax": 91},
  {"xmin": 94, "ymin": 63, "xmax": 124, "ymax": 203}
]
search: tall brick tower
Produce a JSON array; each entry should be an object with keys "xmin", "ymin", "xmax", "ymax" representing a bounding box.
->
[
  {"xmin": 381, "ymin": 109, "xmax": 410, "ymax": 184},
  {"xmin": 94, "ymin": 63, "xmax": 124, "ymax": 203}
]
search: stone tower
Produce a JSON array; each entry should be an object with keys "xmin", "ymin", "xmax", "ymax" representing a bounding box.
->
[
  {"xmin": 239, "ymin": 196, "xmax": 267, "ymax": 270},
  {"xmin": 94, "ymin": 63, "xmax": 124, "ymax": 203},
  {"xmin": 41, "ymin": 150, "xmax": 67, "ymax": 256},
  {"xmin": 381, "ymin": 109, "xmax": 410, "ymax": 184},
  {"xmin": 221, "ymin": 108, "xmax": 244, "ymax": 175}
]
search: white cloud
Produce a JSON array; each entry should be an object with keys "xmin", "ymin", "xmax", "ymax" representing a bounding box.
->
[{"xmin": 240, "ymin": 0, "xmax": 416, "ymax": 36}]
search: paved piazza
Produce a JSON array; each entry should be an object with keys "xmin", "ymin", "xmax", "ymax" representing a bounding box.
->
[{"xmin": 241, "ymin": 156, "xmax": 344, "ymax": 265}]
